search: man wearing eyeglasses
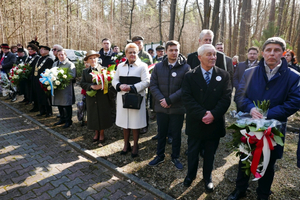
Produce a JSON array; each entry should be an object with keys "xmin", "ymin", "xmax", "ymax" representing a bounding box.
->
[{"xmin": 52, "ymin": 44, "xmax": 63, "ymax": 62}]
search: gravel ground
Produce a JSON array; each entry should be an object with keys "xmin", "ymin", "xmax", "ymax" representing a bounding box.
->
[{"xmin": 1, "ymin": 83, "xmax": 300, "ymax": 200}]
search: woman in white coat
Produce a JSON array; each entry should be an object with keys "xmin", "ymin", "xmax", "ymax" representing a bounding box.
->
[{"xmin": 112, "ymin": 43, "xmax": 150, "ymax": 158}]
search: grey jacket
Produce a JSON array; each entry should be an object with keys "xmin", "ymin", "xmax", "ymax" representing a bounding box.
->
[
  {"xmin": 0, "ymin": 51, "xmax": 16, "ymax": 74},
  {"xmin": 52, "ymin": 59, "xmax": 76, "ymax": 106},
  {"xmin": 150, "ymin": 54, "xmax": 190, "ymax": 114}
]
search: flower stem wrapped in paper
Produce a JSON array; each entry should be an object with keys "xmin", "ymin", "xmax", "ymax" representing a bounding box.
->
[
  {"xmin": 86, "ymin": 65, "xmax": 116, "ymax": 97},
  {"xmin": 227, "ymin": 100, "xmax": 284, "ymax": 181},
  {"xmin": 39, "ymin": 67, "xmax": 73, "ymax": 96}
]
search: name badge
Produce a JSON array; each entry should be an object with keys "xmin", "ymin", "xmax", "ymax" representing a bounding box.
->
[
  {"xmin": 216, "ymin": 76, "xmax": 222, "ymax": 81},
  {"xmin": 172, "ymin": 72, "xmax": 177, "ymax": 77}
]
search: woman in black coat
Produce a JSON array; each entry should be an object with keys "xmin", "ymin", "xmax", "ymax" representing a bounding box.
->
[{"xmin": 80, "ymin": 50, "xmax": 113, "ymax": 143}]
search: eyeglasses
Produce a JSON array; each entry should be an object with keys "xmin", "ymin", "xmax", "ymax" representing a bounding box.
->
[{"xmin": 52, "ymin": 49, "xmax": 57, "ymax": 51}]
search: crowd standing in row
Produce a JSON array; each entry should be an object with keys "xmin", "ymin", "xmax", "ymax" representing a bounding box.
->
[{"xmin": 0, "ymin": 29, "xmax": 300, "ymax": 200}]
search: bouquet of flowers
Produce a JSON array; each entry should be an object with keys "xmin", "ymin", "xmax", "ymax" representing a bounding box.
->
[
  {"xmin": 8, "ymin": 63, "xmax": 32, "ymax": 86},
  {"xmin": 86, "ymin": 65, "xmax": 116, "ymax": 97},
  {"xmin": 227, "ymin": 100, "xmax": 284, "ymax": 181},
  {"xmin": 39, "ymin": 67, "xmax": 73, "ymax": 96},
  {"xmin": 111, "ymin": 52, "xmax": 127, "ymax": 68}
]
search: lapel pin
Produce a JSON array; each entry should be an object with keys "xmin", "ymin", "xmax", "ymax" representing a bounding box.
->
[
  {"xmin": 216, "ymin": 76, "xmax": 222, "ymax": 81},
  {"xmin": 172, "ymin": 72, "xmax": 177, "ymax": 77}
]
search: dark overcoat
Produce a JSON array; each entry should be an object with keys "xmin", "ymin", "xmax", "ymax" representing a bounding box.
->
[
  {"xmin": 32, "ymin": 55, "xmax": 53, "ymax": 106},
  {"xmin": 181, "ymin": 66, "xmax": 232, "ymax": 140},
  {"xmin": 80, "ymin": 65, "xmax": 113, "ymax": 130}
]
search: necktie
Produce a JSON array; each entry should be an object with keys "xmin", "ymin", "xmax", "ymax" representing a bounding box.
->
[
  {"xmin": 205, "ymin": 71, "xmax": 210, "ymax": 85},
  {"xmin": 169, "ymin": 64, "xmax": 172, "ymax": 69},
  {"xmin": 104, "ymin": 53, "xmax": 107, "ymax": 56}
]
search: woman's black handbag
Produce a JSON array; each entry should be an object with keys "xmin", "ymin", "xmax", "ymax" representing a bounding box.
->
[{"xmin": 122, "ymin": 87, "xmax": 143, "ymax": 109}]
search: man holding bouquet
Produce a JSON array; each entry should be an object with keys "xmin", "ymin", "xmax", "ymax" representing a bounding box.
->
[{"xmin": 228, "ymin": 37, "xmax": 300, "ymax": 200}]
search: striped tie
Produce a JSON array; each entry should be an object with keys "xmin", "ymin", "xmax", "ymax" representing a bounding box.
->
[{"xmin": 205, "ymin": 71, "xmax": 210, "ymax": 85}]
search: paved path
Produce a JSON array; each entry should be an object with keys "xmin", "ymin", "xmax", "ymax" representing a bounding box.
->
[{"xmin": 0, "ymin": 103, "xmax": 160, "ymax": 200}]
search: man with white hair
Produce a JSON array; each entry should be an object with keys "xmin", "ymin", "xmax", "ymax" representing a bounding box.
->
[
  {"xmin": 187, "ymin": 30, "xmax": 232, "ymax": 77},
  {"xmin": 228, "ymin": 37, "xmax": 300, "ymax": 200},
  {"xmin": 182, "ymin": 44, "xmax": 232, "ymax": 192}
]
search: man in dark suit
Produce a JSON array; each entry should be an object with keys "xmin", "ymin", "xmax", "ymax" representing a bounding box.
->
[
  {"xmin": 233, "ymin": 46, "xmax": 259, "ymax": 90},
  {"xmin": 187, "ymin": 30, "xmax": 232, "ymax": 80},
  {"xmin": 182, "ymin": 44, "xmax": 232, "ymax": 192},
  {"xmin": 215, "ymin": 42, "xmax": 234, "ymax": 85},
  {"xmin": 98, "ymin": 38, "xmax": 116, "ymax": 67}
]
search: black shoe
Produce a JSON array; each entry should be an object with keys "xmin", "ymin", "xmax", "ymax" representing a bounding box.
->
[
  {"xmin": 11, "ymin": 97, "xmax": 17, "ymax": 102},
  {"xmin": 62, "ymin": 121, "xmax": 72, "ymax": 129},
  {"xmin": 151, "ymin": 134, "xmax": 158, "ymax": 140},
  {"xmin": 36, "ymin": 113, "xmax": 46, "ymax": 116},
  {"xmin": 227, "ymin": 189, "xmax": 246, "ymax": 200},
  {"xmin": 56, "ymin": 115, "xmax": 61, "ymax": 118},
  {"xmin": 120, "ymin": 144, "xmax": 132, "ymax": 155},
  {"xmin": 54, "ymin": 120, "xmax": 66, "ymax": 126},
  {"xmin": 183, "ymin": 177, "xmax": 193, "ymax": 187},
  {"xmin": 148, "ymin": 156, "xmax": 164, "ymax": 166},
  {"xmin": 131, "ymin": 152, "xmax": 139, "ymax": 158},
  {"xmin": 167, "ymin": 137, "xmax": 173, "ymax": 144},
  {"xmin": 205, "ymin": 181, "xmax": 214, "ymax": 193},
  {"xmin": 171, "ymin": 158, "xmax": 183, "ymax": 170},
  {"xmin": 29, "ymin": 108, "xmax": 39, "ymax": 112},
  {"xmin": 45, "ymin": 113, "xmax": 52, "ymax": 117},
  {"xmin": 5, "ymin": 96, "xmax": 11, "ymax": 100}
]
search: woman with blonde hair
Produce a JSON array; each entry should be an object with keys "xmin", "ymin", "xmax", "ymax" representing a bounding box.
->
[{"xmin": 112, "ymin": 43, "xmax": 150, "ymax": 158}]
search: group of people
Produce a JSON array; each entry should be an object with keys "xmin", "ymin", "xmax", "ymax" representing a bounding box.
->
[
  {"xmin": 1, "ymin": 29, "xmax": 300, "ymax": 200},
  {"xmin": 0, "ymin": 41, "xmax": 76, "ymax": 128}
]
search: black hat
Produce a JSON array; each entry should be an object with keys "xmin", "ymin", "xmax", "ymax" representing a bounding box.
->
[
  {"xmin": 17, "ymin": 48, "xmax": 25, "ymax": 53},
  {"xmin": 0, "ymin": 43, "xmax": 10, "ymax": 49},
  {"xmin": 39, "ymin": 45, "xmax": 51, "ymax": 51},
  {"xmin": 131, "ymin": 36, "xmax": 144, "ymax": 42},
  {"xmin": 156, "ymin": 45, "xmax": 165, "ymax": 51}
]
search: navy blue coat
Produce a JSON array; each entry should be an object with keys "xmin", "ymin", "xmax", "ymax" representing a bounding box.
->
[
  {"xmin": 235, "ymin": 58, "xmax": 300, "ymax": 158},
  {"xmin": 298, "ymin": 133, "xmax": 300, "ymax": 168}
]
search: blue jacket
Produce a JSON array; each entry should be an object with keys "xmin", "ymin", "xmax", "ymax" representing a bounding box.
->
[
  {"xmin": 233, "ymin": 59, "xmax": 258, "ymax": 90},
  {"xmin": 236, "ymin": 58, "xmax": 300, "ymax": 158},
  {"xmin": 298, "ymin": 133, "xmax": 300, "ymax": 168}
]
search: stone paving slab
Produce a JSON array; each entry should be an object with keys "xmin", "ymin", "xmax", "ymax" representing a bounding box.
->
[{"xmin": 0, "ymin": 101, "xmax": 171, "ymax": 200}]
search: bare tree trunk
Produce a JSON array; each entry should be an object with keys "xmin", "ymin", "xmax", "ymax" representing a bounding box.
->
[
  {"xmin": 268, "ymin": 0, "xmax": 275, "ymax": 28},
  {"xmin": 238, "ymin": 0, "xmax": 249, "ymax": 61},
  {"xmin": 245, "ymin": 0, "xmax": 251, "ymax": 48},
  {"xmin": 169, "ymin": 0, "xmax": 177, "ymax": 40},
  {"xmin": 228, "ymin": 0, "xmax": 232, "ymax": 56},
  {"xmin": 45, "ymin": 0, "xmax": 49, "ymax": 46},
  {"xmin": 232, "ymin": 0, "xmax": 242, "ymax": 56},
  {"xmin": 129, "ymin": 0, "xmax": 135, "ymax": 39},
  {"xmin": 251, "ymin": 0, "xmax": 261, "ymax": 40},
  {"xmin": 220, "ymin": 0, "xmax": 226, "ymax": 42},
  {"xmin": 203, "ymin": 0, "xmax": 211, "ymax": 29},
  {"xmin": 196, "ymin": 0, "xmax": 204, "ymax": 26},
  {"xmin": 178, "ymin": 0, "xmax": 188, "ymax": 42},
  {"xmin": 158, "ymin": 0, "xmax": 163, "ymax": 42},
  {"xmin": 277, "ymin": 0, "xmax": 285, "ymax": 35},
  {"xmin": 210, "ymin": 0, "xmax": 221, "ymax": 45},
  {"xmin": 287, "ymin": 0, "xmax": 295, "ymax": 42}
]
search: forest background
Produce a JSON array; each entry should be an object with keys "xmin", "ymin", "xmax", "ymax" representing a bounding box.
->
[{"xmin": 1, "ymin": 0, "xmax": 300, "ymax": 62}]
